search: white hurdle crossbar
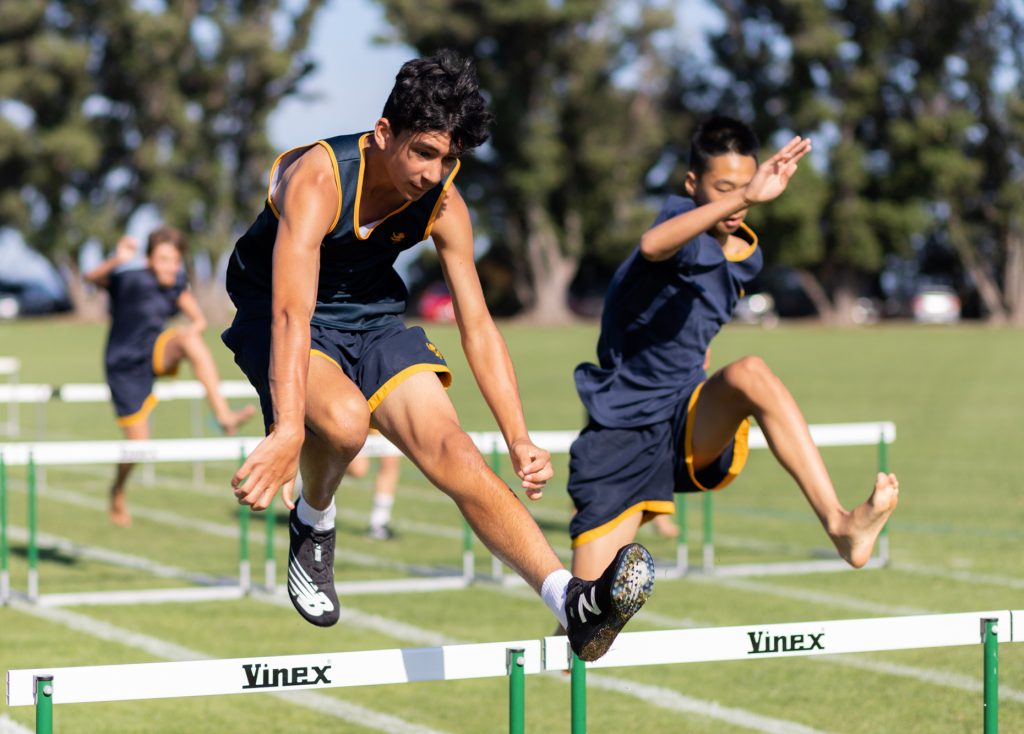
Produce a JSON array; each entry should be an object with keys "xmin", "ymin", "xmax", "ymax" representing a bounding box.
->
[
  {"xmin": 0, "ymin": 422, "xmax": 896, "ymax": 605},
  {"xmin": 7, "ymin": 610, "xmax": 1019, "ymax": 734}
]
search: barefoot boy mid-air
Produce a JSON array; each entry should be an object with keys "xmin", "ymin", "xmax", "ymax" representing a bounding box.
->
[
  {"xmin": 567, "ymin": 116, "xmax": 899, "ymax": 581},
  {"xmin": 221, "ymin": 50, "xmax": 653, "ymax": 661}
]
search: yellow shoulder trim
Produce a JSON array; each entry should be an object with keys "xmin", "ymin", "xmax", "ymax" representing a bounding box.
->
[
  {"xmin": 725, "ymin": 222, "xmax": 759, "ymax": 262},
  {"xmin": 267, "ymin": 143, "xmax": 314, "ymax": 219},
  {"xmin": 353, "ymin": 132, "xmax": 414, "ymax": 240},
  {"xmin": 422, "ymin": 159, "xmax": 462, "ymax": 240},
  {"xmin": 314, "ymin": 140, "xmax": 343, "ymax": 232}
]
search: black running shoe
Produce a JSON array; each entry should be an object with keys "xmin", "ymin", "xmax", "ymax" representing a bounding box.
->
[
  {"xmin": 287, "ymin": 507, "xmax": 340, "ymax": 627},
  {"xmin": 565, "ymin": 543, "xmax": 655, "ymax": 661}
]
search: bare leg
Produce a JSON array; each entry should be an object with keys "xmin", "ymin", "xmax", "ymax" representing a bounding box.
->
[
  {"xmin": 162, "ymin": 329, "xmax": 256, "ymax": 434},
  {"xmin": 572, "ymin": 513, "xmax": 643, "ymax": 580},
  {"xmin": 372, "ymin": 372, "xmax": 562, "ymax": 592},
  {"xmin": 692, "ymin": 356, "xmax": 899, "ymax": 568},
  {"xmin": 652, "ymin": 512, "xmax": 679, "ymax": 539},
  {"xmin": 301, "ymin": 356, "xmax": 371, "ymax": 510},
  {"xmin": 346, "ymin": 454, "xmax": 370, "ymax": 479},
  {"xmin": 111, "ymin": 420, "xmax": 149, "ymax": 527}
]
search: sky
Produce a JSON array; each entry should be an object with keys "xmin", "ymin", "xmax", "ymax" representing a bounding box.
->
[{"xmin": 268, "ymin": 0, "xmax": 414, "ymax": 149}]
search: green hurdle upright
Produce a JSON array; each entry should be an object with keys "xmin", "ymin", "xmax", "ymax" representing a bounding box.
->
[
  {"xmin": 35, "ymin": 675, "xmax": 53, "ymax": 734},
  {"xmin": 1, "ymin": 452, "xmax": 8, "ymax": 604},
  {"xmin": 27, "ymin": 452, "xmax": 38, "ymax": 601},
  {"xmin": 984, "ymin": 617, "xmax": 999, "ymax": 733},
  {"xmin": 508, "ymin": 647, "xmax": 525, "ymax": 734}
]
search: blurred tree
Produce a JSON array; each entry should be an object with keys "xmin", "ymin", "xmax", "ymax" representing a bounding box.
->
[
  {"xmin": 885, "ymin": 0, "xmax": 1024, "ymax": 324},
  {"xmin": 0, "ymin": 0, "xmax": 323, "ymax": 276},
  {"xmin": 373, "ymin": 0, "xmax": 676, "ymax": 322},
  {"xmin": 665, "ymin": 0, "xmax": 1023, "ymax": 324}
]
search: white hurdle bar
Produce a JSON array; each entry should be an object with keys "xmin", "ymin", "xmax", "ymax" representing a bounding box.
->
[
  {"xmin": 7, "ymin": 610, "xmax": 1020, "ymax": 734},
  {"xmin": 0, "ymin": 422, "xmax": 897, "ymax": 606}
]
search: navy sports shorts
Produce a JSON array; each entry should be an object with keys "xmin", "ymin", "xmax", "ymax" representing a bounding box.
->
[
  {"xmin": 106, "ymin": 327, "xmax": 180, "ymax": 426},
  {"xmin": 567, "ymin": 381, "xmax": 750, "ymax": 547},
  {"xmin": 221, "ymin": 315, "xmax": 451, "ymax": 433}
]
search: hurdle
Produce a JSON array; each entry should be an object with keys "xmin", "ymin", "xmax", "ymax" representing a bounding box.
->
[
  {"xmin": 7, "ymin": 610, "xmax": 1019, "ymax": 734},
  {"xmin": 0, "ymin": 439, "xmax": 256, "ymax": 606},
  {"xmin": 0, "ymin": 357, "xmax": 23, "ymax": 437},
  {"xmin": 0, "ymin": 421, "xmax": 897, "ymax": 604}
]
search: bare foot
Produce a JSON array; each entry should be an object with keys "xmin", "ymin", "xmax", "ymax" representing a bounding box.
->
[
  {"xmin": 831, "ymin": 472, "xmax": 899, "ymax": 568},
  {"xmin": 110, "ymin": 486, "xmax": 131, "ymax": 528},
  {"xmin": 218, "ymin": 405, "xmax": 257, "ymax": 436},
  {"xmin": 652, "ymin": 514, "xmax": 680, "ymax": 539}
]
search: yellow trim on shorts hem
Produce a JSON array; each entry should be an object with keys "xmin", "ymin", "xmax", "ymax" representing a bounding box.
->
[
  {"xmin": 152, "ymin": 327, "xmax": 180, "ymax": 376},
  {"xmin": 683, "ymin": 381, "xmax": 750, "ymax": 491},
  {"xmin": 310, "ymin": 349, "xmax": 343, "ymax": 371},
  {"xmin": 572, "ymin": 500, "xmax": 676, "ymax": 549},
  {"xmin": 366, "ymin": 364, "xmax": 452, "ymax": 413},
  {"xmin": 422, "ymin": 159, "xmax": 461, "ymax": 240},
  {"xmin": 117, "ymin": 394, "xmax": 159, "ymax": 427}
]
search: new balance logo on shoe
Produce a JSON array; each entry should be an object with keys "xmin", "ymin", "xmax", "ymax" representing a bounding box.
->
[
  {"xmin": 576, "ymin": 586, "xmax": 602, "ymax": 624},
  {"xmin": 288, "ymin": 552, "xmax": 335, "ymax": 617}
]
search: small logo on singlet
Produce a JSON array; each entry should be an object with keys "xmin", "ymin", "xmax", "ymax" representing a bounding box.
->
[
  {"xmin": 426, "ymin": 342, "xmax": 444, "ymax": 360},
  {"xmin": 390, "ymin": 232, "xmax": 406, "ymax": 244}
]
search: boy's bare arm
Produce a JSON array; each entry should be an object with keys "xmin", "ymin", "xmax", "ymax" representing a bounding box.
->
[
  {"xmin": 232, "ymin": 145, "xmax": 336, "ymax": 510},
  {"xmin": 175, "ymin": 290, "xmax": 207, "ymax": 334},
  {"xmin": 640, "ymin": 136, "xmax": 812, "ymax": 263},
  {"xmin": 84, "ymin": 236, "xmax": 138, "ymax": 287},
  {"xmin": 432, "ymin": 186, "xmax": 553, "ymax": 497}
]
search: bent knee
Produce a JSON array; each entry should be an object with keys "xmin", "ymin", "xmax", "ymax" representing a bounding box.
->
[
  {"xmin": 313, "ymin": 399, "xmax": 371, "ymax": 457},
  {"xmin": 719, "ymin": 355, "xmax": 776, "ymax": 395}
]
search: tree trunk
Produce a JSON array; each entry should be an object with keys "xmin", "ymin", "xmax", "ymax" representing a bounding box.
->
[
  {"xmin": 948, "ymin": 209, "xmax": 1008, "ymax": 323},
  {"xmin": 518, "ymin": 204, "xmax": 577, "ymax": 324},
  {"xmin": 794, "ymin": 268, "xmax": 835, "ymax": 323},
  {"xmin": 1003, "ymin": 226, "xmax": 1024, "ymax": 326}
]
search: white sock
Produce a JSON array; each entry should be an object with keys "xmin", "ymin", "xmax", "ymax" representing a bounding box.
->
[
  {"xmin": 540, "ymin": 569, "xmax": 573, "ymax": 628},
  {"xmin": 296, "ymin": 492, "xmax": 336, "ymax": 532},
  {"xmin": 369, "ymin": 493, "xmax": 395, "ymax": 529}
]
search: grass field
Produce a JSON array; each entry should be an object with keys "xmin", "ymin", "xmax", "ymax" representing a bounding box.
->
[{"xmin": 1, "ymin": 317, "xmax": 1023, "ymax": 733}]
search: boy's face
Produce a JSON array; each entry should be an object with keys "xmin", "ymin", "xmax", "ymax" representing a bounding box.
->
[
  {"xmin": 147, "ymin": 242, "xmax": 182, "ymax": 287},
  {"xmin": 375, "ymin": 121, "xmax": 458, "ymax": 201},
  {"xmin": 685, "ymin": 153, "xmax": 758, "ymax": 238}
]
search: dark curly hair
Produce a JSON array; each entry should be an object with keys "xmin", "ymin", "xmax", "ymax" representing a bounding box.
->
[
  {"xmin": 382, "ymin": 49, "xmax": 493, "ymax": 155},
  {"xmin": 689, "ymin": 116, "xmax": 759, "ymax": 174}
]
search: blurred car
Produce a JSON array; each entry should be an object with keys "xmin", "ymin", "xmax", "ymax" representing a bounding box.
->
[
  {"xmin": 0, "ymin": 234, "xmax": 72, "ymax": 318},
  {"xmin": 416, "ymin": 281, "xmax": 455, "ymax": 323},
  {"xmin": 733, "ymin": 292, "xmax": 779, "ymax": 327},
  {"xmin": 911, "ymin": 285, "xmax": 960, "ymax": 324}
]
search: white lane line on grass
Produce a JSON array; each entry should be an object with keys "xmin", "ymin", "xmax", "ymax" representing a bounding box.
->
[
  {"xmin": 893, "ymin": 562, "xmax": 1024, "ymax": 590},
  {"xmin": 5, "ymin": 526, "xmax": 228, "ymax": 586},
  {"xmin": 9, "ymin": 601, "xmax": 451, "ymax": 734},
  {"xmin": 686, "ymin": 575, "xmax": 931, "ymax": 616},
  {"xmin": 584, "ymin": 674, "xmax": 832, "ymax": 734},
  {"xmin": 15, "ymin": 484, "xmax": 457, "ymax": 579},
  {"xmin": 0, "ymin": 715, "xmax": 33, "ymax": 734}
]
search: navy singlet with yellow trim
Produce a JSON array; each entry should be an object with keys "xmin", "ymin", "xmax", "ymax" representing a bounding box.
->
[{"xmin": 226, "ymin": 132, "xmax": 460, "ymax": 329}]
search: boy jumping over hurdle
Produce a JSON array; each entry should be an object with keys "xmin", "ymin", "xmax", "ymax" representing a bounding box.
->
[
  {"xmin": 221, "ymin": 50, "xmax": 653, "ymax": 661},
  {"xmin": 86, "ymin": 226, "xmax": 255, "ymax": 526},
  {"xmin": 567, "ymin": 116, "xmax": 899, "ymax": 580}
]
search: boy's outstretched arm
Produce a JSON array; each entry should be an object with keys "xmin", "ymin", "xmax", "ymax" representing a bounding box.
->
[
  {"xmin": 231, "ymin": 146, "xmax": 336, "ymax": 511},
  {"xmin": 84, "ymin": 235, "xmax": 138, "ymax": 287},
  {"xmin": 640, "ymin": 136, "xmax": 812, "ymax": 262},
  {"xmin": 432, "ymin": 186, "xmax": 554, "ymax": 500}
]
